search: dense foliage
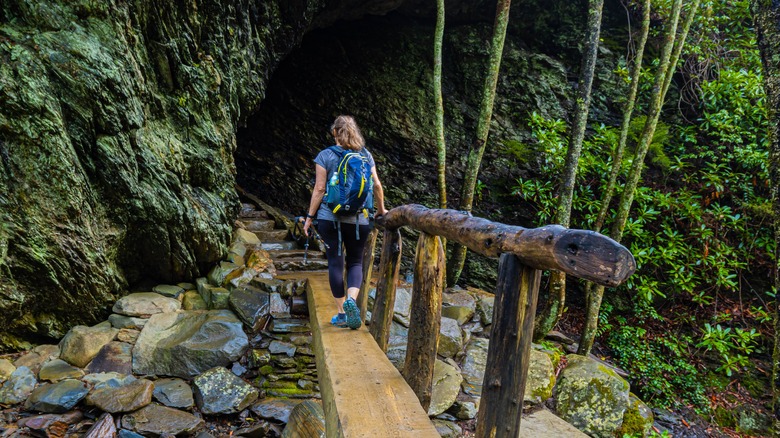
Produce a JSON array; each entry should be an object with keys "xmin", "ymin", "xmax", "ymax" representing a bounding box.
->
[{"xmin": 512, "ymin": 0, "xmax": 772, "ymax": 414}]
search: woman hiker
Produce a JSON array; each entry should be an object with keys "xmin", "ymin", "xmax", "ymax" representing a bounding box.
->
[{"xmin": 302, "ymin": 115, "xmax": 388, "ymax": 329}]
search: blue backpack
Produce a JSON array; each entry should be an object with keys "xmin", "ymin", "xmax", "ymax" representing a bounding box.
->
[{"xmin": 325, "ymin": 146, "xmax": 374, "ymax": 219}]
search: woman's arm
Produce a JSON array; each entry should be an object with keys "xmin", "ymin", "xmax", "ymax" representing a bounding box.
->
[
  {"xmin": 303, "ymin": 164, "xmax": 327, "ymax": 235},
  {"xmin": 371, "ymin": 166, "xmax": 388, "ymax": 216}
]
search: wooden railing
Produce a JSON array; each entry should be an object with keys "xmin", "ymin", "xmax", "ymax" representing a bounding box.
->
[{"xmin": 357, "ymin": 204, "xmax": 636, "ymax": 437}]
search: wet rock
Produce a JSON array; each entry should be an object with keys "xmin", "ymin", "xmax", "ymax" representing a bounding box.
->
[
  {"xmin": 232, "ymin": 363, "xmax": 248, "ymax": 376},
  {"xmin": 117, "ymin": 328, "xmax": 141, "ymax": 344},
  {"xmin": 290, "ymin": 334, "xmax": 312, "ymax": 346},
  {"xmin": 86, "ymin": 378, "xmax": 154, "ymax": 413},
  {"xmin": 118, "ymin": 430, "xmax": 146, "ymax": 438},
  {"xmin": 84, "ymin": 413, "xmax": 117, "ymax": 438},
  {"xmin": 252, "ymin": 278, "xmax": 284, "ymax": 294},
  {"xmin": 109, "ymin": 314, "xmax": 149, "ymax": 330},
  {"xmin": 393, "ymin": 287, "xmax": 412, "ymax": 327},
  {"xmin": 252, "ymin": 398, "xmax": 300, "ymax": 423},
  {"xmin": 82, "ymin": 372, "xmax": 136, "ymax": 390},
  {"xmin": 281, "ymin": 400, "xmax": 325, "ymax": 438},
  {"xmin": 437, "ymin": 317, "xmax": 463, "ymax": 358},
  {"xmin": 122, "ymin": 404, "xmax": 204, "ymax": 436},
  {"xmin": 0, "ymin": 359, "xmax": 15, "ymax": 382},
  {"xmin": 133, "ymin": 310, "xmax": 248, "ymax": 378},
  {"xmin": 183, "ymin": 290, "xmax": 209, "ymax": 311},
  {"xmin": 270, "ymin": 293, "xmax": 291, "ymax": 319},
  {"xmin": 113, "ymin": 292, "xmax": 181, "ymax": 317},
  {"xmin": 432, "ymin": 419, "xmax": 462, "ymax": 437},
  {"xmin": 38, "ymin": 359, "xmax": 85, "ymax": 382},
  {"xmin": 208, "ymin": 261, "xmax": 240, "ymax": 287},
  {"xmin": 86, "ymin": 341, "xmax": 133, "ymax": 374},
  {"xmin": 193, "ymin": 367, "xmax": 259, "ymax": 414},
  {"xmin": 269, "ymin": 318, "xmax": 310, "ymax": 333},
  {"xmin": 229, "ymin": 286, "xmax": 271, "ymax": 331},
  {"xmin": 209, "ymin": 287, "xmax": 231, "ymax": 310},
  {"xmin": 153, "ymin": 378, "xmax": 194, "ymax": 408},
  {"xmin": 248, "ymin": 349, "xmax": 272, "ymax": 369},
  {"xmin": 555, "ymin": 354, "xmax": 630, "ymax": 438},
  {"xmin": 0, "ymin": 366, "xmax": 37, "ymax": 405},
  {"xmin": 428, "ymin": 360, "xmax": 463, "ymax": 417},
  {"xmin": 13, "ymin": 344, "xmax": 60, "ymax": 373},
  {"xmin": 269, "ymin": 341, "xmax": 296, "ymax": 357},
  {"xmin": 237, "ymin": 422, "xmax": 275, "ymax": 438},
  {"xmin": 153, "ymin": 284, "xmax": 185, "ymax": 298},
  {"xmin": 24, "ymin": 379, "xmax": 89, "ymax": 413},
  {"xmin": 441, "ymin": 291, "xmax": 476, "ymax": 324},
  {"xmin": 460, "ymin": 337, "xmax": 489, "ymax": 396},
  {"xmin": 17, "ymin": 411, "xmax": 83, "ymax": 437},
  {"xmin": 225, "ymin": 267, "xmax": 258, "ymax": 289},
  {"xmin": 59, "ymin": 321, "xmax": 119, "ymax": 368}
]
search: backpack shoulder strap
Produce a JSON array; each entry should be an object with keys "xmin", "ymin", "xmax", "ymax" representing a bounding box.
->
[{"xmin": 327, "ymin": 145, "xmax": 344, "ymax": 157}]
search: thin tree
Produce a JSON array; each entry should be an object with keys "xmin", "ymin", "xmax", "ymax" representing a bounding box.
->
[
  {"xmin": 578, "ymin": 0, "xmax": 701, "ymax": 355},
  {"xmin": 751, "ymin": 0, "xmax": 780, "ymax": 429},
  {"xmin": 434, "ymin": 0, "xmax": 447, "ymax": 210},
  {"xmin": 447, "ymin": 0, "xmax": 512, "ymax": 286},
  {"xmin": 533, "ymin": 0, "xmax": 605, "ymax": 341}
]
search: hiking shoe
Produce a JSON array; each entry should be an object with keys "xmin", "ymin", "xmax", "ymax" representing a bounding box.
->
[
  {"xmin": 343, "ymin": 298, "xmax": 361, "ymax": 330},
  {"xmin": 331, "ymin": 313, "xmax": 347, "ymax": 327}
]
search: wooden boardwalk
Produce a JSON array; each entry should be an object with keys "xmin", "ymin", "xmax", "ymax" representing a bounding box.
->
[{"xmin": 301, "ymin": 271, "xmax": 440, "ymax": 438}]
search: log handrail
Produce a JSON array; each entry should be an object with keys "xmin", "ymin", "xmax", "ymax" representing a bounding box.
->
[{"xmin": 377, "ymin": 204, "xmax": 636, "ymax": 287}]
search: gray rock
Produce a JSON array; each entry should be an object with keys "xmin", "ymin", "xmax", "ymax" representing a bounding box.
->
[
  {"xmin": 248, "ymin": 349, "xmax": 272, "ymax": 369},
  {"xmin": 460, "ymin": 337, "xmax": 489, "ymax": 396},
  {"xmin": 122, "ymin": 404, "xmax": 204, "ymax": 436},
  {"xmin": 210, "ymin": 287, "xmax": 231, "ymax": 310},
  {"xmin": 437, "ymin": 317, "xmax": 463, "ymax": 358},
  {"xmin": 432, "ymin": 419, "xmax": 462, "ymax": 438},
  {"xmin": 178, "ymin": 282, "xmax": 196, "ymax": 291},
  {"xmin": 109, "ymin": 314, "xmax": 149, "ymax": 330},
  {"xmin": 153, "ymin": 284, "xmax": 185, "ymax": 298},
  {"xmin": 555, "ymin": 354, "xmax": 630, "ymax": 438},
  {"xmin": 118, "ymin": 430, "xmax": 145, "ymax": 438},
  {"xmin": 117, "ymin": 328, "xmax": 141, "ymax": 344},
  {"xmin": 230, "ymin": 239, "xmax": 248, "ymax": 258},
  {"xmin": 82, "ymin": 372, "xmax": 136, "ymax": 390},
  {"xmin": 475, "ymin": 293, "xmax": 495, "ymax": 326},
  {"xmin": 153, "ymin": 378, "xmax": 194, "ymax": 408},
  {"xmin": 269, "ymin": 318, "xmax": 310, "ymax": 333},
  {"xmin": 0, "ymin": 358, "xmax": 15, "ymax": 382},
  {"xmin": 59, "ymin": 321, "xmax": 119, "ymax": 368},
  {"xmin": 24, "ymin": 379, "xmax": 89, "ymax": 413},
  {"xmin": 232, "ymin": 362, "xmax": 247, "ymax": 376},
  {"xmin": 524, "ymin": 348, "xmax": 556, "ymax": 404},
  {"xmin": 290, "ymin": 334, "xmax": 312, "ymax": 346},
  {"xmin": 269, "ymin": 340, "xmax": 297, "ymax": 357},
  {"xmin": 193, "ymin": 367, "xmax": 259, "ymax": 414},
  {"xmin": 13, "ymin": 344, "xmax": 60, "ymax": 373},
  {"xmin": 113, "ymin": 292, "xmax": 181, "ymax": 317},
  {"xmin": 252, "ymin": 397, "xmax": 300, "ymax": 423},
  {"xmin": 0, "ymin": 366, "xmax": 37, "ymax": 404},
  {"xmin": 449, "ymin": 401, "xmax": 478, "ymax": 420},
  {"xmin": 428, "ymin": 360, "xmax": 463, "ymax": 416},
  {"xmin": 270, "ymin": 293, "xmax": 291, "ymax": 318},
  {"xmin": 251, "ymin": 278, "xmax": 284, "ymax": 294},
  {"xmin": 226, "ymin": 267, "xmax": 258, "ymax": 289},
  {"xmin": 441, "ymin": 291, "xmax": 476, "ymax": 324},
  {"xmin": 86, "ymin": 378, "xmax": 154, "ymax": 413},
  {"xmin": 38, "ymin": 359, "xmax": 84, "ymax": 382},
  {"xmin": 133, "ymin": 310, "xmax": 249, "ymax": 378},
  {"xmin": 235, "ymin": 229, "xmax": 261, "ymax": 246},
  {"xmin": 182, "ymin": 290, "xmax": 209, "ymax": 311},
  {"xmin": 520, "ymin": 408, "xmax": 589, "ymax": 437},
  {"xmin": 392, "ymin": 287, "xmax": 412, "ymax": 327},
  {"xmin": 386, "ymin": 334, "xmax": 408, "ymax": 371},
  {"xmin": 86, "ymin": 341, "xmax": 133, "ymax": 374},
  {"xmin": 208, "ymin": 261, "xmax": 240, "ymax": 287}
]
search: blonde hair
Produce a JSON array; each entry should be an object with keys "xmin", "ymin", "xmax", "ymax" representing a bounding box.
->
[{"xmin": 331, "ymin": 115, "xmax": 365, "ymax": 151}]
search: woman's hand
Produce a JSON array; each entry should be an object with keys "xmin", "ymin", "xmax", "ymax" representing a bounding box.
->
[{"xmin": 303, "ymin": 217, "xmax": 313, "ymax": 236}]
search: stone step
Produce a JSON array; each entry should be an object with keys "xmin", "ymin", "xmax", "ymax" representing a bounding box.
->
[
  {"xmin": 240, "ymin": 210, "xmax": 270, "ymax": 219},
  {"xmin": 255, "ymin": 229, "xmax": 290, "ymax": 242},
  {"xmin": 274, "ymin": 258, "xmax": 329, "ymax": 271},
  {"xmin": 240, "ymin": 219, "xmax": 276, "ymax": 232},
  {"xmin": 261, "ymin": 241, "xmax": 299, "ymax": 251},
  {"xmin": 267, "ymin": 250, "xmax": 326, "ymax": 260}
]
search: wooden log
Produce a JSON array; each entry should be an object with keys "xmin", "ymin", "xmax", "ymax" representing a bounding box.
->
[
  {"xmin": 378, "ymin": 204, "xmax": 635, "ymax": 287},
  {"xmin": 358, "ymin": 228, "xmax": 379, "ymax": 321},
  {"xmin": 369, "ymin": 228, "xmax": 402, "ymax": 352},
  {"xmin": 476, "ymin": 253, "xmax": 541, "ymax": 438},
  {"xmin": 402, "ymin": 232, "xmax": 445, "ymax": 411}
]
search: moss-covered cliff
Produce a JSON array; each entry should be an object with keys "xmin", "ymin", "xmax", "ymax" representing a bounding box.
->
[{"xmin": 0, "ymin": 0, "xmax": 627, "ymax": 349}]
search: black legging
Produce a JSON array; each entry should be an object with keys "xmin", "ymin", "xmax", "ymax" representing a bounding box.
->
[{"xmin": 317, "ymin": 220, "xmax": 371, "ymax": 299}]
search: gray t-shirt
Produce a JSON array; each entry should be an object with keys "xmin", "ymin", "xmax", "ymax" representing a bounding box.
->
[{"xmin": 314, "ymin": 146, "xmax": 376, "ymax": 225}]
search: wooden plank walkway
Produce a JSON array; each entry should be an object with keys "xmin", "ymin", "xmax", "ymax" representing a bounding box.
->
[{"xmin": 301, "ymin": 271, "xmax": 439, "ymax": 438}]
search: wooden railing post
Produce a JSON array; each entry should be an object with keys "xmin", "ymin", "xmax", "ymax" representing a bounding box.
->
[
  {"xmin": 402, "ymin": 232, "xmax": 444, "ymax": 411},
  {"xmin": 370, "ymin": 228, "xmax": 402, "ymax": 352},
  {"xmin": 358, "ymin": 228, "xmax": 378, "ymax": 322},
  {"xmin": 476, "ymin": 253, "xmax": 541, "ymax": 437}
]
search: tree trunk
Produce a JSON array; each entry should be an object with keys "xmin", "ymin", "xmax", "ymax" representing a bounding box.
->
[
  {"xmin": 751, "ymin": 0, "xmax": 780, "ymax": 429},
  {"xmin": 447, "ymin": 0, "xmax": 512, "ymax": 287},
  {"xmin": 579, "ymin": 0, "xmax": 702, "ymax": 355},
  {"xmin": 402, "ymin": 233, "xmax": 445, "ymax": 410},
  {"xmin": 434, "ymin": 0, "xmax": 447, "ymax": 210},
  {"xmin": 534, "ymin": 0, "xmax": 604, "ymax": 341}
]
